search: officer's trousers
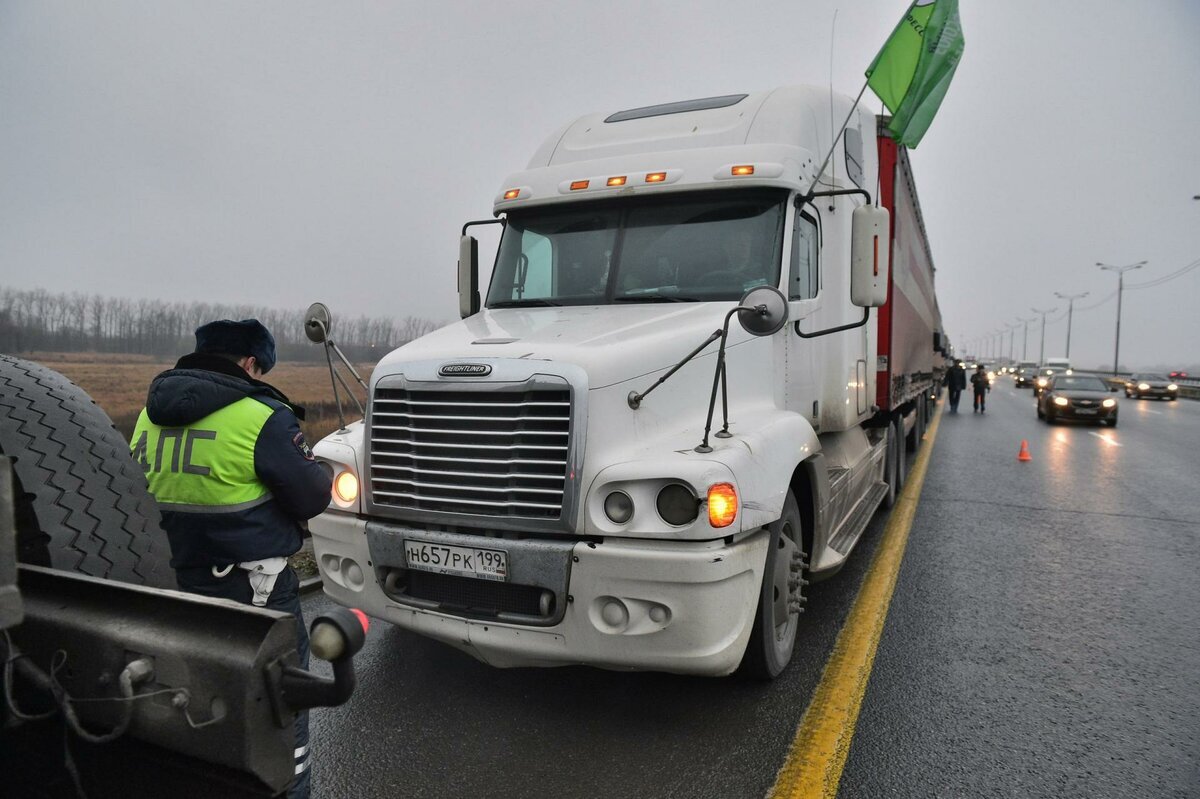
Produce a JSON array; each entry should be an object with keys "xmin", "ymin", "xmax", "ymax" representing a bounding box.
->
[{"xmin": 176, "ymin": 564, "xmax": 312, "ymax": 799}]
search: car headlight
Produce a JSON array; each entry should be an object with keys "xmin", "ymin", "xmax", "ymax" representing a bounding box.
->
[
  {"xmin": 1168, "ymin": 384, "xmax": 1178, "ymax": 391},
  {"xmin": 1102, "ymin": 398, "xmax": 1116, "ymax": 408},
  {"xmin": 1037, "ymin": 378, "xmax": 1048, "ymax": 387},
  {"xmin": 1053, "ymin": 396, "xmax": 1069, "ymax": 407},
  {"xmin": 1138, "ymin": 383, "xmax": 1150, "ymax": 390}
]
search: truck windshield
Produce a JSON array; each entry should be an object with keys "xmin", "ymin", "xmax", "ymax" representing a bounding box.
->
[{"xmin": 486, "ymin": 190, "xmax": 786, "ymax": 307}]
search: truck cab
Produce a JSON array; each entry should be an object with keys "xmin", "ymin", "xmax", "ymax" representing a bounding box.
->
[{"xmin": 309, "ymin": 86, "xmax": 943, "ymax": 677}]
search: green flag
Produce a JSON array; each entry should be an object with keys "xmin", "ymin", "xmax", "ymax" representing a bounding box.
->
[{"xmin": 866, "ymin": 0, "xmax": 964, "ymax": 148}]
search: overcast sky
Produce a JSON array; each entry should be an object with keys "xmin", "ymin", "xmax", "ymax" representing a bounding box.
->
[{"xmin": 2, "ymin": 1, "xmax": 1198, "ymax": 371}]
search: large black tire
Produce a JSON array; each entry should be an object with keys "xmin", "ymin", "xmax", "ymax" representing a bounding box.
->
[
  {"xmin": 739, "ymin": 491, "xmax": 805, "ymax": 680},
  {"xmin": 906, "ymin": 400, "xmax": 924, "ymax": 452},
  {"xmin": 0, "ymin": 355, "xmax": 174, "ymax": 587},
  {"xmin": 882, "ymin": 423, "xmax": 899, "ymax": 509},
  {"xmin": 895, "ymin": 416, "xmax": 907, "ymax": 490}
]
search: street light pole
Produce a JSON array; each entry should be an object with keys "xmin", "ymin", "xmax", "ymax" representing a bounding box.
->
[
  {"xmin": 1031, "ymin": 306, "xmax": 1056, "ymax": 364},
  {"xmin": 1096, "ymin": 261, "xmax": 1147, "ymax": 376},
  {"xmin": 1018, "ymin": 316, "xmax": 1036, "ymax": 361},
  {"xmin": 1054, "ymin": 290, "xmax": 1089, "ymax": 361}
]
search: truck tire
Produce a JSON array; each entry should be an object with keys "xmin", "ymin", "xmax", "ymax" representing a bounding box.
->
[
  {"xmin": 883, "ymin": 423, "xmax": 899, "ymax": 509},
  {"xmin": 906, "ymin": 399, "xmax": 925, "ymax": 452},
  {"xmin": 0, "ymin": 355, "xmax": 174, "ymax": 588},
  {"xmin": 895, "ymin": 416, "xmax": 907, "ymax": 490},
  {"xmin": 739, "ymin": 491, "xmax": 805, "ymax": 680}
]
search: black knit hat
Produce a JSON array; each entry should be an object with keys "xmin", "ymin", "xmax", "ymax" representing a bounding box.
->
[{"xmin": 194, "ymin": 319, "xmax": 277, "ymax": 374}]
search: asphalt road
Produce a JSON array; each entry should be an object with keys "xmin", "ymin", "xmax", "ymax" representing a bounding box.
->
[
  {"xmin": 841, "ymin": 385, "xmax": 1200, "ymax": 798},
  {"xmin": 302, "ymin": 385, "xmax": 1200, "ymax": 798}
]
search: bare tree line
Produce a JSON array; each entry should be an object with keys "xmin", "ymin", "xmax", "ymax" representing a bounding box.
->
[{"xmin": 0, "ymin": 286, "xmax": 442, "ymax": 361}]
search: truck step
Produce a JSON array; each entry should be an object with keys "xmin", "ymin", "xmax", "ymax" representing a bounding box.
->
[{"xmin": 827, "ymin": 481, "xmax": 890, "ymax": 555}]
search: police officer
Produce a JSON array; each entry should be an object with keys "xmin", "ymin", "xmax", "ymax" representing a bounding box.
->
[{"xmin": 131, "ymin": 319, "xmax": 331, "ymax": 798}]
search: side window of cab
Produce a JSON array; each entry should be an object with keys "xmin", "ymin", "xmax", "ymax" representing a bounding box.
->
[{"xmin": 789, "ymin": 213, "xmax": 819, "ymax": 301}]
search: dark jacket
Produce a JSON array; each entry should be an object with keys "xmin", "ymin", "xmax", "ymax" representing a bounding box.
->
[
  {"xmin": 947, "ymin": 365, "xmax": 967, "ymax": 391},
  {"xmin": 970, "ymin": 370, "xmax": 990, "ymax": 393},
  {"xmin": 132, "ymin": 353, "xmax": 331, "ymax": 569}
]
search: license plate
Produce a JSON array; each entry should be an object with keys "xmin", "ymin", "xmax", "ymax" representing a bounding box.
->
[
  {"xmin": 1075, "ymin": 408, "xmax": 1097, "ymax": 415},
  {"xmin": 404, "ymin": 540, "xmax": 508, "ymax": 581}
]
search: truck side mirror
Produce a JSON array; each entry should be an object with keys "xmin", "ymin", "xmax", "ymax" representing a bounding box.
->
[
  {"xmin": 736, "ymin": 286, "xmax": 788, "ymax": 336},
  {"xmin": 458, "ymin": 235, "xmax": 481, "ymax": 319},
  {"xmin": 850, "ymin": 205, "xmax": 889, "ymax": 307}
]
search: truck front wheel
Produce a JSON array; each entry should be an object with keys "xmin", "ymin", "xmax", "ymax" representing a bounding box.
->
[{"xmin": 739, "ymin": 491, "xmax": 805, "ymax": 680}]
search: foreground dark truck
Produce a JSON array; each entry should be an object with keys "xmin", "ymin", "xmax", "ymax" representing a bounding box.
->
[{"xmin": 0, "ymin": 355, "xmax": 363, "ymax": 798}]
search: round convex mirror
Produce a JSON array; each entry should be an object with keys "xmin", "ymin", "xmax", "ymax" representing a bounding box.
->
[
  {"xmin": 305, "ymin": 302, "xmax": 332, "ymax": 343},
  {"xmin": 736, "ymin": 286, "xmax": 788, "ymax": 336}
]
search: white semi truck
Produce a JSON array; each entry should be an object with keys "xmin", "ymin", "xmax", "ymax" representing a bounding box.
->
[{"xmin": 309, "ymin": 86, "xmax": 946, "ymax": 677}]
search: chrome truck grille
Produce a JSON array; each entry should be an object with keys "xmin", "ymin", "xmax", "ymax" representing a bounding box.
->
[{"xmin": 368, "ymin": 385, "xmax": 572, "ymax": 520}]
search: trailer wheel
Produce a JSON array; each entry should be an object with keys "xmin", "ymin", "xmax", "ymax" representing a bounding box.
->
[
  {"xmin": 883, "ymin": 423, "xmax": 899, "ymax": 509},
  {"xmin": 894, "ymin": 416, "xmax": 907, "ymax": 490},
  {"xmin": 906, "ymin": 399, "xmax": 925, "ymax": 452},
  {"xmin": 0, "ymin": 355, "xmax": 174, "ymax": 587},
  {"xmin": 739, "ymin": 491, "xmax": 805, "ymax": 680}
]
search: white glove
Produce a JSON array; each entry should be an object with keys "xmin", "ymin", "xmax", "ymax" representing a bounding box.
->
[{"xmin": 238, "ymin": 556, "xmax": 289, "ymax": 606}]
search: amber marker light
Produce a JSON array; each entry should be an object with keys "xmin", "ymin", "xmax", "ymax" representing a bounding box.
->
[
  {"xmin": 707, "ymin": 483, "xmax": 738, "ymax": 528},
  {"xmin": 731, "ymin": 164, "xmax": 755, "ymax": 176},
  {"xmin": 503, "ymin": 188, "xmax": 521, "ymax": 200},
  {"xmin": 607, "ymin": 176, "xmax": 627, "ymax": 187},
  {"xmin": 645, "ymin": 172, "xmax": 667, "ymax": 183},
  {"xmin": 570, "ymin": 180, "xmax": 590, "ymax": 191},
  {"xmin": 333, "ymin": 471, "xmax": 360, "ymax": 504}
]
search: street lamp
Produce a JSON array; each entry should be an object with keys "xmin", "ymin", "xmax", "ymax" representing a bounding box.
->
[
  {"xmin": 1096, "ymin": 261, "xmax": 1147, "ymax": 376},
  {"xmin": 1054, "ymin": 290, "xmax": 1089, "ymax": 361},
  {"xmin": 1031, "ymin": 306, "xmax": 1056, "ymax": 364}
]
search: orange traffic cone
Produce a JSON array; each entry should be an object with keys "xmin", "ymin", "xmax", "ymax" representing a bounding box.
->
[{"xmin": 1018, "ymin": 440, "xmax": 1032, "ymax": 462}]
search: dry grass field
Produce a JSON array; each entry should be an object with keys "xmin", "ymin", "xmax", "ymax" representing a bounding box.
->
[{"xmin": 26, "ymin": 352, "xmax": 374, "ymax": 445}]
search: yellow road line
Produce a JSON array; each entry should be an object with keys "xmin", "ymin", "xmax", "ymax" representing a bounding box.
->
[{"xmin": 768, "ymin": 409, "xmax": 942, "ymax": 799}]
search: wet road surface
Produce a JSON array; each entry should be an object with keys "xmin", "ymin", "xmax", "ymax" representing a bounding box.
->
[
  {"xmin": 303, "ymin": 385, "xmax": 1200, "ymax": 798},
  {"xmin": 841, "ymin": 385, "xmax": 1200, "ymax": 798}
]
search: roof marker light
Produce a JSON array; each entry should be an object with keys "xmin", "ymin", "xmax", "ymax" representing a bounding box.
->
[
  {"xmin": 570, "ymin": 180, "xmax": 590, "ymax": 191},
  {"xmin": 731, "ymin": 164, "xmax": 755, "ymax": 176},
  {"xmin": 607, "ymin": 176, "xmax": 627, "ymax": 187},
  {"xmin": 503, "ymin": 188, "xmax": 521, "ymax": 200},
  {"xmin": 645, "ymin": 172, "xmax": 667, "ymax": 183}
]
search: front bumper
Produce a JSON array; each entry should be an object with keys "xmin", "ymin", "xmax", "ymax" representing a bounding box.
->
[
  {"xmin": 1132, "ymin": 388, "xmax": 1176, "ymax": 399},
  {"xmin": 310, "ymin": 513, "xmax": 769, "ymax": 676},
  {"xmin": 1052, "ymin": 404, "xmax": 1117, "ymax": 421}
]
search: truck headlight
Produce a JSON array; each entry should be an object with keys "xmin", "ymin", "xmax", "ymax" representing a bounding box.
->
[
  {"xmin": 333, "ymin": 471, "xmax": 360, "ymax": 506},
  {"xmin": 657, "ymin": 484, "xmax": 698, "ymax": 526},
  {"xmin": 604, "ymin": 491, "xmax": 634, "ymax": 524}
]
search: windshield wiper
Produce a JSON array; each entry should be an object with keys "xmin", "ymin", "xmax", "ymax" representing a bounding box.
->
[
  {"xmin": 613, "ymin": 294, "xmax": 700, "ymax": 303},
  {"xmin": 488, "ymin": 298, "xmax": 563, "ymax": 308}
]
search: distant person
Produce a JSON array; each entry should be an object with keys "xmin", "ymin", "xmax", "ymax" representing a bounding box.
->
[
  {"xmin": 946, "ymin": 359, "xmax": 967, "ymax": 413},
  {"xmin": 971, "ymin": 364, "xmax": 990, "ymax": 413},
  {"xmin": 130, "ymin": 319, "xmax": 331, "ymax": 799}
]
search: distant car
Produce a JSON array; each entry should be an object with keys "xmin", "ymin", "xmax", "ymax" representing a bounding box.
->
[
  {"xmin": 1123, "ymin": 373, "xmax": 1179, "ymax": 400},
  {"xmin": 1033, "ymin": 367, "xmax": 1065, "ymax": 397},
  {"xmin": 1037, "ymin": 375, "xmax": 1119, "ymax": 426},
  {"xmin": 1168, "ymin": 370, "xmax": 1188, "ymax": 380},
  {"xmin": 1014, "ymin": 367, "xmax": 1036, "ymax": 388}
]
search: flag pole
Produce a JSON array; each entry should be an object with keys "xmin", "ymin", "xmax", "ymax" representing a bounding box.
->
[{"xmin": 801, "ymin": 79, "xmax": 871, "ymax": 207}]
